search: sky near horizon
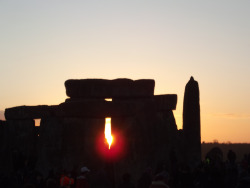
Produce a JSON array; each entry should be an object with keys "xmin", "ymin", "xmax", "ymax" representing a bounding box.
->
[{"xmin": 0, "ymin": 1, "xmax": 250, "ymax": 143}]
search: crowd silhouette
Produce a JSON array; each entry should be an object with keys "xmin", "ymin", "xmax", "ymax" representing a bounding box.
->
[{"xmin": 1, "ymin": 149, "xmax": 250, "ymax": 188}]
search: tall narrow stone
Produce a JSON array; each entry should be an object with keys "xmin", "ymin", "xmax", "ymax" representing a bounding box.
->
[{"xmin": 183, "ymin": 76, "xmax": 201, "ymax": 168}]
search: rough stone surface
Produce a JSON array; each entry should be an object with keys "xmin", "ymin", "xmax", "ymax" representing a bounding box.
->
[
  {"xmin": 0, "ymin": 77, "xmax": 201, "ymax": 186},
  {"xmin": 4, "ymin": 105, "xmax": 57, "ymax": 120},
  {"xmin": 36, "ymin": 118, "xmax": 64, "ymax": 175},
  {"xmin": 65, "ymin": 78, "xmax": 155, "ymax": 98},
  {"xmin": 0, "ymin": 120, "xmax": 36, "ymax": 174},
  {"xmin": 182, "ymin": 76, "xmax": 201, "ymax": 168},
  {"xmin": 56, "ymin": 100, "xmax": 155, "ymax": 118},
  {"xmin": 36, "ymin": 111, "xmax": 178, "ymax": 182},
  {"xmin": 183, "ymin": 77, "xmax": 200, "ymax": 140},
  {"xmin": 154, "ymin": 94, "xmax": 177, "ymax": 111}
]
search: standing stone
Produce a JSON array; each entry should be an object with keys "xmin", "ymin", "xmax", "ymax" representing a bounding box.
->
[
  {"xmin": 183, "ymin": 76, "xmax": 201, "ymax": 168},
  {"xmin": 36, "ymin": 118, "xmax": 63, "ymax": 176},
  {"xmin": 1, "ymin": 120, "xmax": 36, "ymax": 173},
  {"xmin": 0, "ymin": 77, "xmax": 192, "ymax": 186}
]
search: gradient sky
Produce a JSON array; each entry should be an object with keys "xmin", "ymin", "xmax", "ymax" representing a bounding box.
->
[{"xmin": 1, "ymin": 1, "xmax": 250, "ymax": 143}]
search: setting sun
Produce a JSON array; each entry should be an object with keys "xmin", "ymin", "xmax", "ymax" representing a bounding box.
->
[{"xmin": 105, "ymin": 117, "xmax": 113, "ymax": 149}]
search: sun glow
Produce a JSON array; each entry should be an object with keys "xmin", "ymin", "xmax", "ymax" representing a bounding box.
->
[
  {"xmin": 105, "ymin": 98, "xmax": 112, "ymax": 102},
  {"xmin": 105, "ymin": 117, "xmax": 113, "ymax": 149}
]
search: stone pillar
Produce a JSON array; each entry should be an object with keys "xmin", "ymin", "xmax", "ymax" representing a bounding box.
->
[
  {"xmin": 1, "ymin": 120, "xmax": 36, "ymax": 174},
  {"xmin": 183, "ymin": 76, "xmax": 201, "ymax": 168}
]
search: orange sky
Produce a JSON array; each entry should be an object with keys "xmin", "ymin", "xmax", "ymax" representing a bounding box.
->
[{"xmin": 0, "ymin": 1, "xmax": 250, "ymax": 143}]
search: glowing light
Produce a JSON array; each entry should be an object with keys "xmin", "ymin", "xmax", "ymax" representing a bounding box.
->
[
  {"xmin": 34, "ymin": 119, "xmax": 41, "ymax": 126},
  {"xmin": 105, "ymin": 98, "xmax": 112, "ymax": 102},
  {"xmin": 105, "ymin": 117, "xmax": 113, "ymax": 149}
]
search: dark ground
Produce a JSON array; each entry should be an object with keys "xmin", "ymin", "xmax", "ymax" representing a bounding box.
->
[{"xmin": 201, "ymin": 143, "xmax": 250, "ymax": 162}]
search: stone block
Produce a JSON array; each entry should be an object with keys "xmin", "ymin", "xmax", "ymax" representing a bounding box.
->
[
  {"xmin": 4, "ymin": 105, "xmax": 58, "ymax": 120},
  {"xmin": 64, "ymin": 78, "xmax": 155, "ymax": 98},
  {"xmin": 154, "ymin": 94, "xmax": 177, "ymax": 111},
  {"xmin": 1, "ymin": 120, "xmax": 36, "ymax": 173},
  {"xmin": 56, "ymin": 99, "xmax": 156, "ymax": 118}
]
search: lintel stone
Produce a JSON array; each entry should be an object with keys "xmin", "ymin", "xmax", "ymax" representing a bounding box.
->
[
  {"xmin": 5, "ymin": 105, "xmax": 57, "ymax": 120},
  {"xmin": 65, "ymin": 78, "xmax": 155, "ymax": 98}
]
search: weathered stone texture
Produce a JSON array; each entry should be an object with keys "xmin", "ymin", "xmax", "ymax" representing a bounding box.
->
[
  {"xmin": 4, "ymin": 120, "xmax": 36, "ymax": 152},
  {"xmin": 36, "ymin": 118, "xmax": 63, "ymax": 175},
  {"xmin": 65, "ymin": 79, "xmax": 155, "ymax": 98},
  {"xmin": 0, "ymin": 77, "xmax": 201, "ymax": 183},
  {"xmin": 56, "ymin": 100, "xmax": 155, "ymax": 118},
  {"xmin": 36, "ymin": 117, "xmax": 108, "ymax": 176},
  {"xmin": 34, "ymin": 105, "xmax": 179, "ymax": 181},
  {"xmin": 154, "ymin": 94, "xmax": 177, "ymax": 111},
  {"xmin": 0, "ymin": 120, "xmax": 36, "ymax": 173},
  {"xmin": 4, "ymin": 105, "xmax": 57, "ymax": 120},
  {"xmin": 182, "ymin": 76, "xmax": 201, "ymax": 168},
  {"xmin": 183, "ymin": 76, "xmax": 200, "ymax": 142}
]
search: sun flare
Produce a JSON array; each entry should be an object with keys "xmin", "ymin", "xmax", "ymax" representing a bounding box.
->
[{"xmin": 105, "ymin": 117, "xmax": 113, "ymax": 149}]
